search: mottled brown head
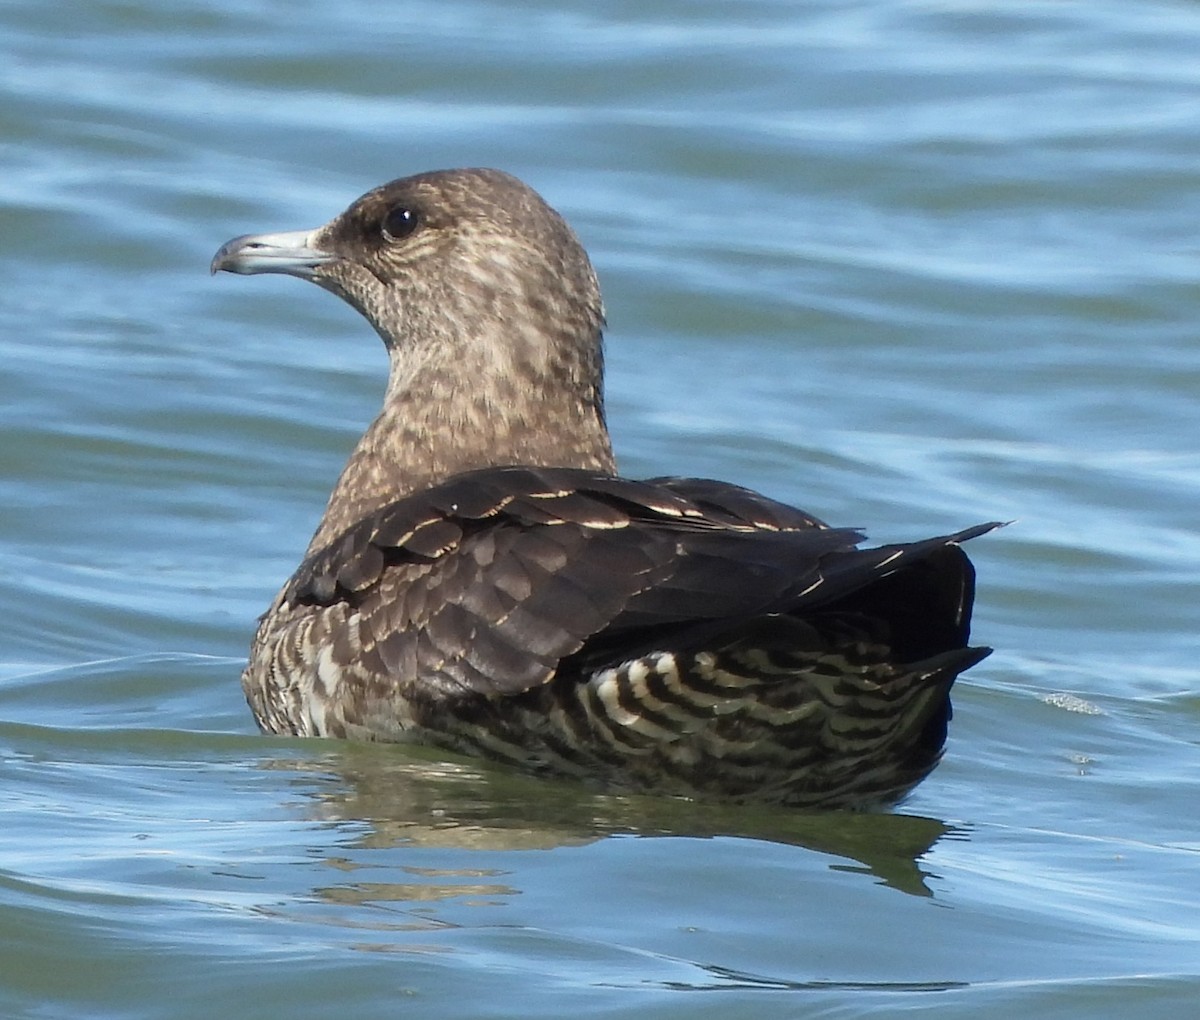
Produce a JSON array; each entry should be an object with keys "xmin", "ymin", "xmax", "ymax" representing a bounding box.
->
[
  {"xmin": 213, "ymin": 168, "xmax": 604, "ymax": 358},
  {"xmin": 213, "ymin": 168, "xmax": 615, "ymax": 549}
]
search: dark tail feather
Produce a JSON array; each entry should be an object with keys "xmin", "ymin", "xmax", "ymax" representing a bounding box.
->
[{"xmin": 815, "ymin": 530, "xmax": 1000, "ymax": 662}]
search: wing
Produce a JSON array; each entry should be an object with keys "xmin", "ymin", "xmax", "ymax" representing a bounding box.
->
[{"xmin": 281, "ymin": 465, "xmax": 999, "ymax": 699}]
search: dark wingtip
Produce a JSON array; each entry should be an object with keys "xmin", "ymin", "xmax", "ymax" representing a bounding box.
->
[{"xmin": 948, "ymin": 520, "xmax": 1009, "ymax": 545}]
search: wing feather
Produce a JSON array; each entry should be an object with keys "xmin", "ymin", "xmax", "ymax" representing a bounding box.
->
[{"xmin": 282, "ymin": 466, "xmax": 1001, "ymax": 697}]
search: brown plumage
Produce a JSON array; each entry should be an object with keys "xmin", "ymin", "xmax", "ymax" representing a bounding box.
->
[{"xmin": 212, "ymin": 168, "xmax": 1000, "ymax": 808}]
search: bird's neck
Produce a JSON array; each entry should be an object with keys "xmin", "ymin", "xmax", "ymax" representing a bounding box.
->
[{"xmin": 304, "ymin": 327, "xmax": 614, "ymax": 554}]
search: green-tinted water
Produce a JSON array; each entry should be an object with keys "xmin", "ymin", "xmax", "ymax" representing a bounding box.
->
[{"xmin": 1, "ymin": 1, "xmax": 1198, "ymax": 1017}]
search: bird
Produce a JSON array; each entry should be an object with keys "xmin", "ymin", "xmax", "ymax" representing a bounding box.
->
[{"xmin": 211, "ymin": 167, "xmax": 1000, "ymax": 809}]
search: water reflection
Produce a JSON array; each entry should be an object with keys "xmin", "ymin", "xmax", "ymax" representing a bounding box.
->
[
  {"xmin": 287, "ymin": 741, "xmax": 958, "ymax": 900},
  {"xmin": 658, "ymin": 964, "xmax": 966, "ymax": 994}
]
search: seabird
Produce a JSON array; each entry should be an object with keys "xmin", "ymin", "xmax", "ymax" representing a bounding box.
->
[{"xmin": 212, "ymin": 168, "xmax": 1000, "ymax": 808}]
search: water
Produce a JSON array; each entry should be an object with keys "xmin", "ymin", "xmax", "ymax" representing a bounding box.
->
[{"xmin": 2, "ymin": 1, "xmax": 1198, "ymax": 1017}]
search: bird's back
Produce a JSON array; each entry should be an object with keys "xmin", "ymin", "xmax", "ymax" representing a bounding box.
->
[{"xmin": 243, "ymin": 465, "xmax": 998, "ymax": 807}]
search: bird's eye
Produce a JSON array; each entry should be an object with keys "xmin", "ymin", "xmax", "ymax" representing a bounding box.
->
[{"xmin": 381, "ymin": 206, "xmax": 420, "ymax": 243}]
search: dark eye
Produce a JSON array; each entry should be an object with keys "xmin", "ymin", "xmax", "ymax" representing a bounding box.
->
[{"xmin": 381, "ymin": 206, "xmax": 419, "ymax": 243}]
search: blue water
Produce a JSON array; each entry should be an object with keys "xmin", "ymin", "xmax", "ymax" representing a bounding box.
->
[{"xmin": 1, "ymin": 1, "xmax": 1198, "ymax": 1017}]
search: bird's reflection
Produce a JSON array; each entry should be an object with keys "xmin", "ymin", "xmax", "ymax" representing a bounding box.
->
[{"xmin": 273, "ymin": 740, "xmax": 960, "ymax": 901}]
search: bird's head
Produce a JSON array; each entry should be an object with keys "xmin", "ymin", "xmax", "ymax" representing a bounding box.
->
[{"xmin": 211, "ymin": 168, "xmax": 605, "ymax": 365}]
